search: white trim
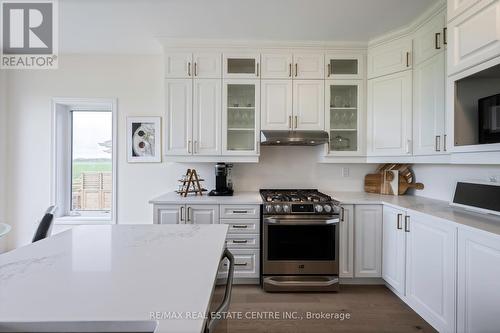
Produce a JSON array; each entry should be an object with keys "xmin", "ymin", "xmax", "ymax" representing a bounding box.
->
[
  {"xmin": 127, "ymin": 116, "xmax": 162, "ymax": 163},
  {"xmin": 51, "ymin": 97, "xmax": 118, "ymax": 225}
]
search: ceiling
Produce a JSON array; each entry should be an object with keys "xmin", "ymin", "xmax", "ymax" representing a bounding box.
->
[{"xmin": 60, "ymin": 0, "xmax": 438, "ymax": 54}]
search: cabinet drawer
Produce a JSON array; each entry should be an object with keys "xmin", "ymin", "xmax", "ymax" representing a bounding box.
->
[
  {"xmin": 225, "ymin": 234, "xmax": 259, "ymax": 249},
  {"xmin": 218, "ymin": 249, "xmax": 260, "ymax": 278},
  {"xmin": 220, "ymin": 205, "xmax": 260, "ymax": 219},
  {"xmin": 221, "ymin": 219, "xmax": 260, "ymax": 234}
]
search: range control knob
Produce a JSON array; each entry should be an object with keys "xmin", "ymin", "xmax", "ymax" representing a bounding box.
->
[
  {"xmin": 274, "ymin": 204, "xmax": 282, "ymax": 213},
  {"xmin": 265, "ymin": 204, "xmax": 273, "ymax": 214},
  {"xmin": 283, "ymin": 204, "xmax": 291, "ymax": 213},
  {"xmin": 315, "ymin": 204, "xmax": 323, "ymax": 213},
  {"xmin": 323, "ymin": 204, "xmax": 332, "ymax": 213}
]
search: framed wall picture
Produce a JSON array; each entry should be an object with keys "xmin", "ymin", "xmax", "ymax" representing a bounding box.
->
[{"xmin": 127, "ymin": 117, "xmax": 161, "ymax": 163}]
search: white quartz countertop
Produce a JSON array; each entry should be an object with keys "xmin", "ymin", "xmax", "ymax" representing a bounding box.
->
[
  {"xmin": 149, "ymin": 191, "xmax": 262, "ymax": 205},
  {"xmin": 325, "ymin": 191, "xmax": 500, "ymax": 236},
  {"xmin": 0, "ymin": 224, "xmax": 228, "ymax": 333}
]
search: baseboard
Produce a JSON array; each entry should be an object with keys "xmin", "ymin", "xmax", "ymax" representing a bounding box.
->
[
  {"xmin": 339, "ymin": 277, "xmax": 385, "ymax": 285},
  {"xmin": 217, "ymin": 277, "xmax": 260, "ymax": 285}
]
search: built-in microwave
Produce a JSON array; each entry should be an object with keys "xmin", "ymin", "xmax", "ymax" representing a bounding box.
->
[{"xmin": 479, "ymin": 93, "xmax": 500, "ymax": 144}]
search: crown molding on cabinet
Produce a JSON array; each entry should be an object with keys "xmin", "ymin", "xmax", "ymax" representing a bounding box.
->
[
  {"xmin": 157, "ymin": 38, "xmax": 368, "ymax": 51},
  {"xmin": 368, "ymin": 0, "xmax": 447, "ymax": 48}
]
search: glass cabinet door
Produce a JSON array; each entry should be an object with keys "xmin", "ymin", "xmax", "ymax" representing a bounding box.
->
[
  {"xmin": 223, "ymin": 54, "xmax": 260, "ymax": 79},
  {"xmin": 325, "ymin": 53, "xmax": 363, "ymax": 79},
  {"xmin": 326, "ymin": 81, "xmax": 363, "ymax": 155},
  {"xmin": 223, "ymin": 80, "xmax": 260, "ymax": 155}
]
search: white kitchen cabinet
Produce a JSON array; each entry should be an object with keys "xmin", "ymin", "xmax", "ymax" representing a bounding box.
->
[
  {"xmin": 354, "ymin": 205, "xmax": 383, "ymax": 278},
  {"xmin": 382, "ymin": 206, "xmax": 406, "ymax": 295},
  {"xmin": 367, "ymin": 70, "xmax": 413, "ymax": 156},
  {"xmin": 261, "ymin": 52, "xmax": 293, "ymax": 79},
  {"xmin": 413, "ymin": 52, "xmax": 446, "ymax": 155},
  {"xmin": 448, "ymin": 0, "xmax": 500, "ymax": 75},
  {"xmin": 186, "ymin": 205, "xmax": 219, "ymax": 225},
  {"xmin": 367, "ymin": 37, "xmax": 413, "ymax": 79},
  {"xmin": 154, "ymin": 204, "xmax": 218, "ymax": 225},
  {"xmin": 192, "ymin": 52, "xmax": 222, "ymax": 78},
  {"xmin": 218, "ymin": 249, "xmax": 260, "ymax": 279},
  {"xmin": 154, "ymin": 204, "xmax": 184, "ymax": 224},
  {"xmin": 325, "ymin": 80, "xmax": 364, "ymax": 155},
  {"xmin": 413, "ymin": 11, "xmax": 447, "ymax": 66},
  {"xmin": 223, "ymin": 53, "xmax": 260, "ymax": 79},
  {"xmin": 325, "ymin": 53, "xmax": 364, "ymax": 80},
  {"xmin": 164, "ymin": 52, "xmax": 192, "ymax": 79},
  {"xmin": 192, "ymin": 79, "xmax": 222, "ymax": 155},
  {"xmin": 222, "ymin": 79, "xmax": 260, "ymax": 155},
  {"xmin": 448, "ymin": 0, "xmax": 482, "ymax": 21},
  {"xmin": 293, "ymin": 52, "xmax": 325, "ymax": 79},
  {"xmin": 405, "ymin": 211, "xmax": 457, "ymax": 333},
  {"xmin": 261, "ymin": 80, "xmax": 293, "ymax": 130},
  {"xmin": 339, "ymin": 205, "xmax": 354, "ymax": 278},
  {"xmin": 165, "ymin": 79, "xmax": 193, "ymax": 156},
  {"xmin": 292, "ymin": 80, "xmax": 325, "ymax": 130},
  {"xmin": 165, "ymin": 52, "xmax": 221, "ymax": 79},
  {"xmin": 457, "ymin": 228, "xmax": 500, "ymax": 333}
]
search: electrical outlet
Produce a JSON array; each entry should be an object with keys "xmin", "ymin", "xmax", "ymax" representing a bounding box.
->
[{"xmin": 341, "ymin": 167, "xmax": 349, "ymax": 178}]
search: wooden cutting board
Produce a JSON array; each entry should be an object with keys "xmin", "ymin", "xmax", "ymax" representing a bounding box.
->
[
  {"xmin": 398, "ymin": 175, "xmax": 424, "ymax": 195},
  {"xmin": 364, "ymin": 172, "xmax": 395, "ymax": 194}
]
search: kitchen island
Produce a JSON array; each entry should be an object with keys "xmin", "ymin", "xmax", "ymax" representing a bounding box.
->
[{"xmin": 0, "ymin": 224, "xmax": 229, "ymax": 333}]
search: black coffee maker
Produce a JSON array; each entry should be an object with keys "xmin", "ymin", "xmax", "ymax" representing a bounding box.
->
[{"xmin": 209, "ymin": 163, "xmax": 234, "ymax": 196}]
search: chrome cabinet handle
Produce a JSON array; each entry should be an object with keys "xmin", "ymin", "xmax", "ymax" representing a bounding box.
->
[
  {"xmin": 406, "ymin": 139, "xmax": 411, "ymax": 154},
  {"xmin": 288, "ymin": 115, "xmax": 292, "ymax": 129},
  {"xmin": 327, "ymin": 63, "xmax": 331, "ymax": 77},
  {"xmin": 444, "ymin": 134, "xmax": 447, "ymax": 152},
  {"xmin": 404, "ymin": 216, "xmax": 410, "ymax": 233},
  {"xmin": 188, "ymin": 62, "xmax": 191, "ymax": 76},
  {"xmin": 443, "ymin": 27, "xmax": 447, "ymax": 45},
  {"xmin": 435, "ymin": 32, "xmax": 442, "ymax": 50},
  {"xmin": 341, "ymin": 207, "xmax": 345, "ymax": 222},
  {"xmin": 232, "ymin": 225, "xmax": 248, "ymax": 229},
  {"xmin": 295, "ymin": 63, "xmax": 298, "ymax": 77},
  {"xmin": 194, "ymin": 140, "xmax": 198, "ymax": 154},
  {"xmin": 435, "ymin": 136, "xmax": 441, "ymax": 152},
  {"xmin": 232, "ymin": 210, "xmax": 248, "ymax": 214},
  {"xmin": 256, "ymin": 63, "xmax": 259, "ymax": 77},
  {"xmin": 397, "ymin": 213, "xmax": 402, "ymax": 230},
  {"xmin": 294, "ymin": 115, "xmax": 298, "ymax": 129},
  {"xmin": 406, "ymin": 52, "xmax": 410, "ymax": 67},
  {"xmin": 232, "ymin": 240, "xmax": 248, "ymax": 244},
  {"xmin": 180, "ymin": 206, "xmax": 184, "ymax": 223},
  {"xmin": 187, "ymin": 207, "xmax": 192, "ymax": 223},
  {"xmin": 289, "ymin": 63, "xmax": 292, "ymax": 77},
  {"xmin": 194, "ymin": 62, "xmax": 198, "ymax": 76},
  {"xmin": 234, "ymin": 263, "xmax": 248, "ymax": 267},
  {"xmin": 187, "ymin": 140, "xmax": 191, "ymax": 154}
]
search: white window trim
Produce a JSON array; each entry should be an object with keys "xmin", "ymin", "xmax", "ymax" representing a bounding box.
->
[{"xmin": 51, "ymin": 97, "xmax": 118, "ymax": 225}]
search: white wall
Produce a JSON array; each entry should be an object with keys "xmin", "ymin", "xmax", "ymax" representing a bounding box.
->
[
  {"xmin": 5, "ymin": 54, "xmax": 373, "ymax": 249},
  {"xmin": 412, "ymin": 164, "xmax": 500, "ymax": 201}
]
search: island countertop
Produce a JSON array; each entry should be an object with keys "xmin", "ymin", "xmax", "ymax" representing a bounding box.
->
[{"xmin": 0, "ymin": 224, "xmax": 228, "ymax": 333}]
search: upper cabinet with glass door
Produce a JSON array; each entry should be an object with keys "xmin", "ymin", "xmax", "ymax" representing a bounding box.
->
[
  {"xmin": 222, "ymin": 80, "xmax": 261, "ymax": 156},
  {"xmin": 223, "ymin": 53, "xmax": 261, "ymax": 79},
  {"xmin": 325, "ymin": 53, "xmax": 365, "ymax": 80},
  {"xmin": 325, "ymin": 80, "xmax": 364, "ymax": 156}
]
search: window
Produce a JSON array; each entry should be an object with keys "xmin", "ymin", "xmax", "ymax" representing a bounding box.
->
[{"xmin": 52, "ymin": 98, "xmax": 117, "ymax": 224}]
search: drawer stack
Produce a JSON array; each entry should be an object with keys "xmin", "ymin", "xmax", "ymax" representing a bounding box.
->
[{"xmin": 218, "ymin": 204, "xmax": 260, "ymax": 282}]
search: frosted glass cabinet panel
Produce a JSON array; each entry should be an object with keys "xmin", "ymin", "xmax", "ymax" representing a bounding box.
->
[
  {"xmin": 222, "ymin": 80, "xmax": 261, "ymax": 155},
  {"xmin": 325, "ymin": 53, "xmax": 364, "ymax": 79},
  {"xmin": 223, "ymin": 54, "xmax": 260, "ymax": 78},
  {"xmin": 325, "ymin": 80, "xmax": 364, "ymax": 155}
]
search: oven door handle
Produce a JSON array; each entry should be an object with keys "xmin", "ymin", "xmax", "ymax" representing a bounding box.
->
[{"xmin": 264, "ymin": 217, "xmax": 339, "ymax": 225}]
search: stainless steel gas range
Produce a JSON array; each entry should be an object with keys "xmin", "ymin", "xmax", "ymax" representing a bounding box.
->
[{"xmin": 260, "ymin": 189, "xmax": 341, "ymax": 292}]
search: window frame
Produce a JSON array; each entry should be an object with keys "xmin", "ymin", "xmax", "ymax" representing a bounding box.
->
[{"xmin": 51, "ymin": 98, "xmax": 117, "ymax": 225}]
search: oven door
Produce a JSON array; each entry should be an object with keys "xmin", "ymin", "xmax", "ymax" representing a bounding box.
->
[{"xmin": 263, "ymin": 216, "xmax": 339, "ymax": 275}]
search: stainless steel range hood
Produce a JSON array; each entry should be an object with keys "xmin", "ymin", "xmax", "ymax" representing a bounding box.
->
[{"xmin": 260, "ymin": 131, "xmax": 329, "ymax": 146}]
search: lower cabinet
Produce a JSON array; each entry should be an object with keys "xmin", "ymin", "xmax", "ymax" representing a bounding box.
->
[
  {"xmin": 382, "ymin": 205, "xmax": 406, "ymax": 294},
  {"xmin": 354, "ymin": 205, "xmax": 383, "ymax": 278},
  {"xmin": 153, "ymin": 204, "xmax": 218, "ymax": 225},
  {"xmin": 457, "ymin": 228, "xmax": 500, "ymax": 333},
  {"xmin": 339, "ymin": 204, "xmax": 354, "ymax": 278},
  {"xmin": 404, "ymin": 211, "xmax": 457, "ymax": 333}
]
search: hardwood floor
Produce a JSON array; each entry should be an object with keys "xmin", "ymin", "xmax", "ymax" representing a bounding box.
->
[{"xmin": 211, "ymin": 285, "xmax": 436, "ymax": 333}]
